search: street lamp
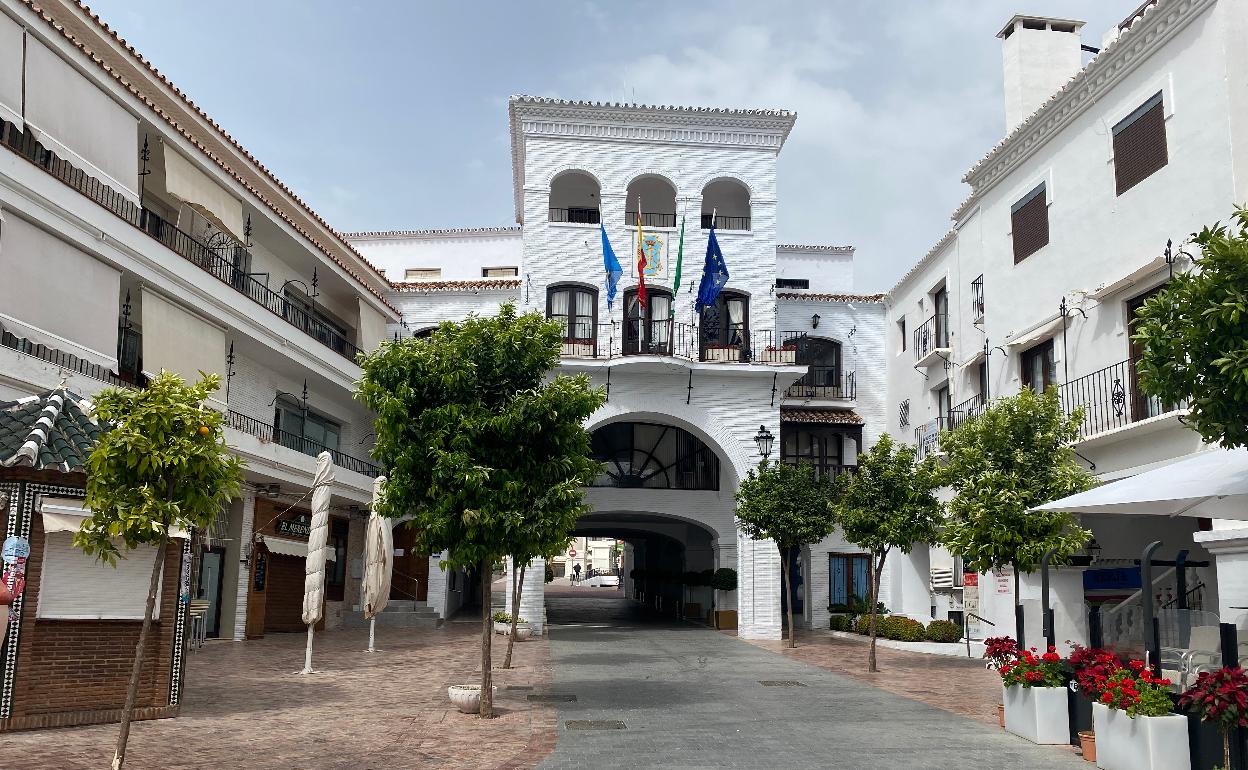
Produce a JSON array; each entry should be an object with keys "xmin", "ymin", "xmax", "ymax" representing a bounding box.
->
[{"xmin": 753, "ymin": 425, "xmax": 774, "ymax": 463}]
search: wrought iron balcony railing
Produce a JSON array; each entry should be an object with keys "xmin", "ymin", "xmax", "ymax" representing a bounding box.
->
[
  {"xmin": 949, "ymin": 394, "xmax": 985, "ymax": 430},
  {"xmin": 780, "ymin": 458, "xmax": 858, "ymax": 482},
  {"xmin": 1058, "ymin": 357, "xmax": 1185, "ymax": 439},
  {"xmin": 971, "ymin": 275, "xmax": 985, "ymax": 320},
  {"xmin": 549, "ymin": 207, "xmax": 600, "ymax": 224},
  {"xmin": 226, "ymin": 410, "xmax": 379, "ymax": 477},
  {"xmin": 0, "ymin": 118, "xmax": 361, "ymax": 363},
  {"xmin": 784, "ymin": 368, "xmax": 856, "ymax": 400},
  {"xmin": 1, "ymin": 328, "xmax": 138, "ymax": 388},
  {"xmin": 700, "ymin": 214, "xmax": 751, "ymax": 231},
  {"xmin": 558, "ymin": 323, "xmax": 805, "ymax": 365},
  {"xmin": 912, "ymin": 313, "xmax": 950, "ymax": 360},
  {"xmin": 624, "ymin": 211, "xmax": 677, "ymax": 228},
  {"xmin": 914, "ymin": 415, "xmax": 956, "ymax": 460}
]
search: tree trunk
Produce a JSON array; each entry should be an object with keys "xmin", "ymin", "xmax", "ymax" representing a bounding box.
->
[
  {"xmin": 779, "ymin": 545, "xmax": 795, "ymax": 649},
  {"xmin": 867, "ymin": 551, "xmax": 887, "ymax": 674},
  {"xmin": 479, "ymin": 558, "xmax": 494, "ymax": 718},
  {"xmin": 504, "ymin": 561, "xmax": 527, "ymax": 669},
  {"xmin": 111, "ymin": 535, "xmax": 168, "ymax": 770}
]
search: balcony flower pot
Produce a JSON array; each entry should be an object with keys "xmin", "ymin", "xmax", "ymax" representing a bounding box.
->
[
  {"xmin": 1091, "ymin": 702, "xmax": 1189, "ymax": 770},
  {"xmin": 1078, "ymin": 730, "xmax": 1096, "ymax": 762},
  {"xmin": 560, "ymin": 341, "xmax": 595, "ymax": 358},
  {"xmin": 764, "ymin": 347, "xmax": 796, "ymax": 364},
  {"xmin": 1003, "ymin": 684, "xmax": 1070, "ymax": 744},
  {"xmin": 513, "ymin": 623, "xmax": 533, "ymax": 641},
  {"xmin": 704, "ymin": 346, "xmax": 741, "ymax": 363},
  {"xmin": 447, "ymin": 685, "xmax": 496, "ymax": 714}
]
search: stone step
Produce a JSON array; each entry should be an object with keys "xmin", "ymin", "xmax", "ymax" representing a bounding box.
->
[{"xmin": 342, "ymin": 611, "xmax": 442, "ymax": 630}]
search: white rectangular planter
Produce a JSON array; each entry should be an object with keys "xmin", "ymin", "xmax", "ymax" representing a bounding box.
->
[
  {"xmin": 1003, "ymin": 685, "xmax": 1069, "ymax": 744},
  {"xmin": 1092, "ymin": 702, "xmax": 1190, "ymax": 770},
  {"xmin": 560, "ymin": 342, "xmax": 595, "ymax": 358},
  {"xmin": 703, "ymin": 347, "xmax": 741, "ymax": 363}
]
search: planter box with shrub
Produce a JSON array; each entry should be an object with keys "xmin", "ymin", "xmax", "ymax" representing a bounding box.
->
[
  {"xmin": 1092, "ymin": 702, "xmax": 1190, "ymax": 770},
  {"xmin": 1004, "ymin": 685, "xmax": 1070, "ymax": 744}
]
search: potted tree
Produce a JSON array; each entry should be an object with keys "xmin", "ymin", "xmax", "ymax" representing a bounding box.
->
[
  {"xmin": 998, "ymin": 645, "xmax": 1070, "ymax": 744},
  {"xmin": 1179, "ymin": 666, "xmax": 1248, "ymax": 770},
  {"xmin": 1092, "ymin": 661, "xmax": 1187, "ymax": 770}
]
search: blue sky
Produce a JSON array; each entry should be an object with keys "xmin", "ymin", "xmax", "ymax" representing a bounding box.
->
[{"xmin": 87, "ymin": 1, "xmax": 1142, "ymax": 291}]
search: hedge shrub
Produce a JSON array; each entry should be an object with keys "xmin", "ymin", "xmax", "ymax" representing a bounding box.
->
[
  {"xmin": 879, "ymin": 616, "xmax": 926, "ymax": 642},
  {"xmin": 829, "ymin": 615, "xmax": 852, "ymax": 632},
  {"xmin": 854, "ymin": 615, "xmax": 873, "ymax": 635},
  {"xmin": 924, "ymin": 619, "xmax": 962, "ymax": 643}
]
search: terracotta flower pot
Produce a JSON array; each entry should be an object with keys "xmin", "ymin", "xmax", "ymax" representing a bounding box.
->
[
  {"xmin": 1079, "ymin": 730, "xmax": 1096, "ymax": 762},
  {"xmin": 997, "ymin": 703, "xmax": 1005, "ymax": 728}
]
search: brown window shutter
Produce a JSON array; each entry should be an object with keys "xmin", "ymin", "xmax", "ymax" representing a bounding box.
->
[
  {"xmin": 1114, "ymin": 96, "xmax": 1168, "ymax": 195},
  {"xmin": 1011, "ymin": 185, "xmax": 1049, "ymax": 263}
]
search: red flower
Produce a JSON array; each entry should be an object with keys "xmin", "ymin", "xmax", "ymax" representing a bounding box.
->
[{"xmin": 1042, "ymin": 652, "xmax": 1060, "ymax": 663}]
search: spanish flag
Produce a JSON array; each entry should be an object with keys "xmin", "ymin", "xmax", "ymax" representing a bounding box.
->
[{"xmin": 635, "ymin": 204, "xmax": 647, "ymax": 310}]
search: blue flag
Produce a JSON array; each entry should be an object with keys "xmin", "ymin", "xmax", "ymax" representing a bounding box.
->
[
  {"xmin": 695, "ymin": 224, "xmax": 730, "ymax": 312},
  {"xmin": 601, "ymin": 224, "xmax": 623, "ymax": 309}
]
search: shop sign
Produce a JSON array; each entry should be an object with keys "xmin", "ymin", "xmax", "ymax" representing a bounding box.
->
[
  {"xmin": 1083, "ymin": 567, "xmax": 1141, "ymax": 592},
  {"xmin": 276, "ymin": 515, "xmax": 311, "ymax": 538},
  {"xmin": 964, "ymin": 575, "xmax": 981, "ymax": 638},
  {"xmin": 994, "ymin": 567, "xmax": 1013, "ymax": 595},
  {"xmin": 2, "ymin": 536, "xmax": 30, "ymax": 618},
  {"xmin": 253, "ymin": 552, "xmax": 267, "ymax": 591}
]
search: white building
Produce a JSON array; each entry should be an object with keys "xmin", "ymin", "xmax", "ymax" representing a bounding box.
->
[{"xmin": 886, "ymin": 0, "xmax": 1248, "ymax": 656}]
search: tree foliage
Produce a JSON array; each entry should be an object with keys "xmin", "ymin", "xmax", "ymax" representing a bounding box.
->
[
  {"xmin": 1133, "ymin": 210, "xmax": 1248, "ymax": 449},
  {"xmin": 735, "ymin": 460, "xmax": 839, "ymax": 647},
  {"xmin": 77, "ymin": 372, "xmax": 243, "ymax": 562},
  {"xmin": 938, "ymin": 387, "xmax": 1093, "ymax": 575},
  {"xmin": 837, "ymin": 434, "xmax": 942, "ymax": 671},
  {"xmin": 355, "ymin": 304, "xmax": 604, "ymax": 716}
]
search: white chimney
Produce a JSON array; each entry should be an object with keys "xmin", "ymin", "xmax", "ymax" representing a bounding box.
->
[{"xmin": 998, "ymin": 15, "xmax": 1086, "ymax": 132}]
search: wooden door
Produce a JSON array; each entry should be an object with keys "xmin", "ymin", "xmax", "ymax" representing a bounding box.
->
[{"xmin": 391, "ymin": 526, "xmax": 428, "ymax": 601}]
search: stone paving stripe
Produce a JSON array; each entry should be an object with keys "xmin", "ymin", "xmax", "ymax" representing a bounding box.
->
[
  {"xmin": 758, "ymin": 680, "xmax": 806, "ymax": 686},
  {"xmin": 565, "ymin": 720, "xmax": 627, "ymax": 730},
  {"xmin": 529, "ymin": 694, "xmax": 578, "ymax": 702}
]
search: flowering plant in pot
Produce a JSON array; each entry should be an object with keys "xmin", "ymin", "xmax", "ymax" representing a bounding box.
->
[
  {"xmin": 1066, "ymin": 645, "xmax": 1123, "ymax": 762},
  {"xmin": 1092, "ymin": 660, "xmax": 1188, "ymax": 770},
  {"xmin": 1179, "ymin": 665, "xmax": 1248, "ymax": 770},
  {"xmin": 997, "ymin": 645, "xmax": 1070, "ymax": 745},
  {"xmin": 492, "ymin": 611, "xmax": 512, "ymax": 634},
  {"xmin": 983, "ymin": 636, "xmax": 1019, "ymax": 727}
]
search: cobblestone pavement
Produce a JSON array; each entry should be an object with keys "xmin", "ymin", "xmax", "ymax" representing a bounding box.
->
[
  {"xmin": 537, "ymin": 597, "xmax": 1085, "ymax": 770},
  {"xmin": 4, "ymin": 622, "xmax": 557, "ymax": 770}
]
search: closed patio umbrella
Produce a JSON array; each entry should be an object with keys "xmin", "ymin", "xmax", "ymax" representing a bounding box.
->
[
  {"xmin": 300, "ymin": 451, "xmax": 335, "ymax": 674},
  {"xmin": 361, "ymin": 475, "xmax": 392, "ymax": 653},
  {"xmin": 1032, "ymin": 448, "xmax": 1248, "ymax": 520}
]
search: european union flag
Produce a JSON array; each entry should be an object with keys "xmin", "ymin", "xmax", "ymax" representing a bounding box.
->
[
  {"xmin": 601, "ymin": 224, "xmax": 623, "ymax": 309},
  {"xmin": 695, "ymin": 224, "xmax": 730, "ymax": 312}
]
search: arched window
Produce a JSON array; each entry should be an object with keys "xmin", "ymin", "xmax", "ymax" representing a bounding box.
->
[
  {"xmin": 624, "ymin": 175, "xmax": 677, "ymax": 228},
  {"xmin": 547, "ymin": 284, "xmax": 598, "ymax": 356},
  {"xmin": 700, "ymin": 290, "xmax": 749, "ymax": 361},
  {"xmin": 623, "ymin": 287, "xmax": 673, "ymax": 356},
  {"xmin": 701, "ymin": 178, "xmax": 750, "ymax": 231},
  {"xmin": 549, "ymin": 170, "xmax": 600, "ymax": 224},
  {"xmin": 791, "ymin": 337, "xmax": 844, "ymax": 397},
  {"xmin": 590, "ymin": 421, "xmax": 719, "ymax": 490}
]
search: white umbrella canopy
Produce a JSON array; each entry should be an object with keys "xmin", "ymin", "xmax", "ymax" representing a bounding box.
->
[
  {"xmin": 1032, "ymin": 448, "xmax": 1248, "ymax": 520},
  {"xmin": 362, "ymin": 476, "xmax": 392, "ymax": 653},
  {"xmin": 299, "ymin": 451, "xmax": 335, "ymax": 674}
]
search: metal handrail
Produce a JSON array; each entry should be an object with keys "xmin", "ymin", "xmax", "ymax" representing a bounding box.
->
[
  {"xmin": 1058, "ymin": 356, "xmax": 1185, "ymax": 438},
  {"xmin": 226, "ymin": 410, "xmax": 379, "ymax": 477},
  {"xmin": 912, "ymin": 313, "xmax": 949, "ymax": 359}
]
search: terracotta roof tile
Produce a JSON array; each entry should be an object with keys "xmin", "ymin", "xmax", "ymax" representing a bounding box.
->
[
  {"xmin": 780, "ymin": 408, "xmax": 864, "ymax": 425},
  {"xmin": 344, "ymin": 226, "xmax": 522, "ymax": 240},
  {"xmin": 775, "ymin": 292, "xmax": 886, "ymax": 303},
  {"xmin": 0, "ymin": 389, "xmax": 101, "ymax": 472},
  {"xmin": 392, "ymin": 279, "xmax": 522, "ymax": 292}
]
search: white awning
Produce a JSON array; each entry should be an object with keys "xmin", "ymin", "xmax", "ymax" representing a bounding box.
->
[
  {"xmin": 1004, "ymin": 316, "xmax": 1065, "ymax": 350},
  {"xmin": 0, "ymin": 214, "xmax": 122, "ymax": 370},
  {"xmin": 0, "ymin": 15, "xmax": 22, "ymax": 128},
  {"xmin": 959, "ymin": 346, "xmax": 986, "ymax": 369},
  {"xmin": 263, "ymin": 535, "xmax": 336, "ymax": 561},
  {"xmin": 161, "ymin": 142, "xmax": 246, "ymax": 243},
  {"xmin": 40, "ymin": 496, "xmax": 189, "ymax": 539},
  {"xmin": 24, "ymin": 35, "xmax": 139, "ymax": 200},
  {"xmin": 140, "ymin": 288, "xmax": 227, "ymax": 409}
]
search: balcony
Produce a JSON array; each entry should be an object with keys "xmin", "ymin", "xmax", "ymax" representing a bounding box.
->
[
  {"xmin": 781, "ymin": 459, "xmax": 857, "ymax": 482},
  {"xmin": 560, "ymin": 322, "xmax": 804, "ymax": 365},
  {"xmin": 624, "ymin": 211, "xmax": 677, "ymax": 228},
  {"xmin": 0, "ymin": 118, "xmax": 361, "ymax": 364},
  {"xmin": 949, "ymin": 393, "xmax": 985, "ymax": 430},
  {"xmin": 912, "ymin": 313, "xmax": 951, "ymax": 367},
  {"xmin": 971, "ymin": 275, "xmax": 985, "ymax": 324},
  {"xmin": 914, "ymin": 415, "xmax": 956, "ymax": 460},
  {"xmin": 1, "ymin": 327, "xmax": 142, "ymax": 388},
  {"xmin": 784, "ymin": 368, "xmax": 856, "ymax": 401},
  {"xmin": 700, "ymin": 213, "xmax": 750, "ymax": 231},
  {"xmin": 549, "ymin": 207, "xmax": 600, "ymax": 225},
  {"xmin": 225, "ymin": 410, "xmax": 379, "ymax": 477},
  {"xmin": 1058, "ymin": 357, "xmax": 1186, "ymax": 440}
]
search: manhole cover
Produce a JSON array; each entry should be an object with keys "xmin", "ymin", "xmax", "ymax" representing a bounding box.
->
[
  {"xmin": 759, "ymin": 680, "xmax": 806, "ymax": 687},
  {"xmin": 566, "ymin": 720, "xmax": 626, "ymax": 730},
  {"xmin": 529, "ymin": 694, "xmax": 577, "ymax": 702}
]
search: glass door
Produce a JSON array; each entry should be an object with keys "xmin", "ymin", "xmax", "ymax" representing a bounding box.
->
[{"xmin": 197, "ymin": 548, "xmax": 225, "ymax": 638}]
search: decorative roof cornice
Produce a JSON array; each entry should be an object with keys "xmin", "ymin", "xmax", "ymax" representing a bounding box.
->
[
  {"xmin": 960, "ymin": 0, "xmax": 1213, "ymax": 199},
  {"xmin": 28, "ymin": 1, "xmax": 399, "ymax": 315},
  {"xmin": 776, "ymin": 292, "xmax": 885, "ymax": 303},
  {"xmin": 776, "ymin": 244, "xmax": 855, "ymax": 253},
  {"xmin": 508, "ymin": 95, "xmax": 796, "ymax": 223},
  {"xmin": 391, "ymin": 279, "xmax": 522, "ymax": 293},
  {"xmin": 344, "ymin": 226, "xmax": 522, "ymax": 241}
]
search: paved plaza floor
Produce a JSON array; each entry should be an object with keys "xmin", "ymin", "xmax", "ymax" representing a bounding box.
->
[
  {"xmin": 538, "ymin": 595, "xmax": 1085, "ymax": 770},
  {"xmin": 6, "ymin": 592, "xmax": 1086, "ymax": 769}
]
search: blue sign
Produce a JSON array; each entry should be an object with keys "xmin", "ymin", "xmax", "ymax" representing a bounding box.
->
[
  {"xmin": 2, "ymin": 536, "xmax": 30, "ymax": 562},
  {"xmin": 1083, "ymin": 567, "xmax": 1141, "ymax": 592}
]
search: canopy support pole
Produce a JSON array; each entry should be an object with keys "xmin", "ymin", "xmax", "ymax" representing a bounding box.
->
[
  {"xmin": 300, "ymin": 624, "xmax": 315, "ymax": 674},
  {"xmin": 368, "ymin": 617, "xmax": 377, "ymax": 653}
]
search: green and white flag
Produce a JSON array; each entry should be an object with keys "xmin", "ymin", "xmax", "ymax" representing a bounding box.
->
[{"xmin": 670, "ymin": 215, "xmax": 685, "ymax": 317}]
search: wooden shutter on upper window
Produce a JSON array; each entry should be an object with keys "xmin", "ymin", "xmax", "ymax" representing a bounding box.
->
[
  {"xmin": 1113, "ymin": 93, "xmax": 1168, "ymax": 195},
  {"xmin": 1011, "ymin": 183, "xmax": 1049, "ymax": 264}
]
